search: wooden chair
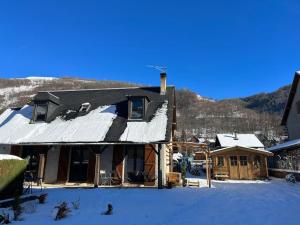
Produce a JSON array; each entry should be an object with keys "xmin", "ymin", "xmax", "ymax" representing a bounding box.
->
[{"xmin": 99, "ymin": 170, "xmax": 113, "ymax": 186}]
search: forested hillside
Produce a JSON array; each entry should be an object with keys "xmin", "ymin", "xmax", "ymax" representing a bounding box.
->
[{"xmin": 0, "ymin": 77, "xmax": 290, "ymax": 146}]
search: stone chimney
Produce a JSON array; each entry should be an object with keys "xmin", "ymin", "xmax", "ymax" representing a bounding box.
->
[{"xmin": 160, "ymin": 72, "xmax": 167, "ymax": 95}]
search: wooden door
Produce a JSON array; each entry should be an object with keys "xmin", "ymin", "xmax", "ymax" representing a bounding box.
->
[
  {"xmin": 144, "ymin": 145, "xmax": 156, "ymax": 186},
  {"xmin": 57, "ymin": 146, "xmax": 70, "ymax": 182},
  {"xmin": 112, "ymin": 145, "xmax": 124, "ymax": 184},
  {"xmin": 252, "ymin": 155, "xmax": 262, "ymax": 179},
  {"xmin": 229, "ymin": 156, "xmax": 239, "ymax": 179},
  {"xmin": 238, "ymin": 156, "xmax": 249, "ymax": 179}
]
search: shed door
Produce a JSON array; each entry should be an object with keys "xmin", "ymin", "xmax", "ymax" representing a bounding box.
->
[
  {"xmin": 239, "ymin": 156, "xmax": 249, "ymax": 179},
  {"xmin": 229, "ymin": 156, "xmax": 239, "ymax": 179}
]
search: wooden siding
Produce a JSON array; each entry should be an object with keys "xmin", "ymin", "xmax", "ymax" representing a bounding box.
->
[
  {"xmin": 144, "ymin": 144, "xmax": 156, "ymax": 186},
  {"xmin": 212, "ymin": 148, "xmax": 268, "ymax": 180},
  {"xmin": 57, "ymin": 146, "xmax": 70, "ymax": 182}
]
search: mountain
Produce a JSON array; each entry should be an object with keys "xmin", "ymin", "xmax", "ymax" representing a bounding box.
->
[{"xmin": 0, "ymin": 77, "xmax": 291, "ymax": 146}]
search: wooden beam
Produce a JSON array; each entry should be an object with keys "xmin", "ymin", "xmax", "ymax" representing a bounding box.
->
[
  {"xmin": 94, "ymin": 154, "xmax": 101, "ymax": 187},
  {"xmin": 208, "ymin": 151, "xmax": 211, "ymax": 188},
  {"xmin": 38, "ymin": 154, "xmax": 46, "ymax": 185},
  {"xmin": 265, "ymin": 156, "xmax": 269, "ymax": 178},
  {"xmin": 205, "ymin": 152, "xmax": 209, "ymax": 186}
]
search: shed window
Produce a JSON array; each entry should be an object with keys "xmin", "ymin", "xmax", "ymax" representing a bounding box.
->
[
  {"xmin": 254, "ymin": 155, "xmax": 261, "ymax": 169},
  {"xmin": 129, "ymin": 98, "xmax": 144, "ymax": 120},
  {"xmin": 240, "ymin": 156, "xmax": 248, "ymax": 166},
  {"xmin": 217, "ymin": 156, "xmax": 224, "ymax": 167},
  {"xmin": 230, "ymin": 156, "xmax": 238, "ymax": 166},
  {"xmin": 34, "ymin": 104, "xmax": 48, "ymax": 122}
]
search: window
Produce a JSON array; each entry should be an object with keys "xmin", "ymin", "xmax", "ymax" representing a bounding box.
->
[
  {"xmin": 254, "ymin": 155, "xmax": 261, "ymax": 169},
  {"xmin": 129, "ymin": 98, "xmax": 144, "ymax": 120},
  {"xmin": 230, "ymin": 156, "xmax": 238, "ymax": 166},
  {"xmin": 240, "ymin": 156, "xmax": 248, "ymax": 166},
  {"xmin": 79, "ymin": 102, "xmax": 91, "ymax": 112},
  {"xmin": 217, "ymin": 156, "xmax": 224, "ymax": 167},
  {"xmin": 34, "ymin": 104, "xmax": 48, "ymax": 122}
]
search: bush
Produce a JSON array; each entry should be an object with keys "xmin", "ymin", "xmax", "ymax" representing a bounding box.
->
[
  {"xmin": 0, "ymin": 159, "xmax": 28, "ymax": 200},
  {"xmin": 54, "ymin": 202, "xmax": 71, "ymax": 220}
]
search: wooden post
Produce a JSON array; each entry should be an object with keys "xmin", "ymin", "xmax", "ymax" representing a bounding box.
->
[
  {"xmin": 158, "ymin": 144, "xmax": 163, "ymax": 189},
  {"xmin": 205, "ymin": 152, "xmax": 209, "ymax": 186},
  {"xmin": 38, "ymin": 154, "xmax": 45, "ymax": 185},
  {"xmin": 208, "ymin": 151, "xmax": 211, "ymax": 188},
  {"xmin": 94, "ymin": 154, "xmax": 101, "ymax": 187},
  {"xmin": 265, "ymin": 156, "xmax": 269, "ymax": 178}
]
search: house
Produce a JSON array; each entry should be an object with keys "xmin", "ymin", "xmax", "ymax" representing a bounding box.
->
[
  {"xmin": 211, "ymin": 133, "xmax": 273, "ymax": 180},
  {"xmin": 0, "ymin": 73, "xmax": 176, "ymax": 188},
  {"xmin": 268, "ymin": 72, "xmax": 300, "ymax": 179}
]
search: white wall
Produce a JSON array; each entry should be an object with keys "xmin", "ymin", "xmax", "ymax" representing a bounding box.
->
[{"xmin": 44, "ymin": 146, "xmax": 60, "ymax": 183}]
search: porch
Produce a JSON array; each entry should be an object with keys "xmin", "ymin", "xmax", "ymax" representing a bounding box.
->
[{"xmin": 13, "ymin": 144, "xmax": 163, "ymax": 188}]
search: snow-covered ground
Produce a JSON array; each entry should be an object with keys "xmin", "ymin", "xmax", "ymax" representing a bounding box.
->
[{"xmin": 1, "ymin": 178, "xmax": 299, "ymax": 225}]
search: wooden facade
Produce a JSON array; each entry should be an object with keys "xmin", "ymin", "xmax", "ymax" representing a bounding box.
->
[
  {"xmin": 11, "ymin": 144, "xmax": 165, "ymax": 187},
  {"xmin": 211, "ymin": 146, "xmax": 273, "ymax": 180}
]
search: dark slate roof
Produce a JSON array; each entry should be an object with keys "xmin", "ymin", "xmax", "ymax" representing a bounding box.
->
[{"xmin": 31, "ymin": 86, "xmax": 176, "ymax": 143}]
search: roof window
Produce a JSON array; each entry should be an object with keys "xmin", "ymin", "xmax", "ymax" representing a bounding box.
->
[{"xmin": 79, "ymin": 102, "xmax": 91, "ymax": 112}]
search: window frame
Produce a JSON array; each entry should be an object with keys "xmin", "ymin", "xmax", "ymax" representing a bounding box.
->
[
  {"xmin": 217, "ymin": 156, "xmax": 224, "ymax": 167},
  {"xmin": 239, "ymin": 156, "xmax": 248, "ymax": 166},
  {"xmin": 33, "ymin": 102, "xmax": 48, "ymax": 123},
  {"xmin": 128, "ymin": 97, "xmax": 146, "ymax": 121},
  {"xmin": 230, "ymin": 156, "xmax": 238, "ymax": 166}
]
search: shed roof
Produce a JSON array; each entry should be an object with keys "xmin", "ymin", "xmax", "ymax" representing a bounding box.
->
[
  {"xmin": 267, "ymin": 138, "xmax": 300, "ymax": 152},
  {"xmin": 211, "ymin": 146, "xmax": 273, "ymax": 156},
  {"xmin": 216, "ymin": 134, "xmax": 264, "ymax": 148}
]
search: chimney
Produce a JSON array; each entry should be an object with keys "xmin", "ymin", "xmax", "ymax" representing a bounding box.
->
[
  {"xmin": 234, "ymin": 132, "xmax": 238, "ymax": 140},
  {"xmin": 160, "ymin": 72, "xmax": 167, "ymax": 95}
]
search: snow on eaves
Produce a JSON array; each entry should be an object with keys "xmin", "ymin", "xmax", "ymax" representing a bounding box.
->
[
  {"xmin": 0, "ymin": 154, "xmax": 22, "ymax": 160},
  {"xmin": 0, "ymin": 105, "xmax": 117, "ymax": 144},
  {"xmin": 120, "ymin": 101, "xmax": 168, "ymax": 143},
  {"xmin": 217, "ymin": 134, "xmax": 264, "ymax": 148},
  {"xmin": 268, "ymin": 138, "xmax": 300, "ymax": 152}
]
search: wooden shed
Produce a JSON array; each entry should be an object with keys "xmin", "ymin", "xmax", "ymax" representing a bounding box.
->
[{"xmin": 211, "ymin": 146, "xmax": 273, "ymax": 180}]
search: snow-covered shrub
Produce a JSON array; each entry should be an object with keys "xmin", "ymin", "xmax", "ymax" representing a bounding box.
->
[
  {"xmin": 102, "ymin": 204, "xmax": 113, "ymax": 215},
  {"xmin": 71, "ymin": 198, "xmax": 80, "ymax": 210},
  {"xmin": 38, "ymin": 194, "xmax": 48, "ymax": 204},
  {"xmin": 286, "ymin": 174, "xmax": 296, "ymax": 184},
  {"xmin": 53, "ymin": 202, "xmax": 71, "ymax": 220},
  {"xmin": 0, "ymin": 212, "xmax": 10, "ymax": 224}
]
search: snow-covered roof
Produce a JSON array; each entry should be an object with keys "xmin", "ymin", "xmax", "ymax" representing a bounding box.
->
[
  {"xmin": 0, "ymin": 102, "xmax": 169, "ymax": 144},
  {"xmin": 216, "ymin": 134, "xmax": 264, "ymax": 148},
  {"xmin": 0, "ymin": 105, "xmax": 117, "ymax": 144},
  {"xmin": 211, "ymin": 146, "xmax": 273, "ymax": 156},
  {"xmin": 0, "ymin": 154, "xmax": 22, "ymax": 160},
  {"xmin": 267, "ymin": 138, "xmax": 300, "ymax": 152},
  {"xmin": 120, "ymin": 102, "xmax": 168, "ymax": 142}
]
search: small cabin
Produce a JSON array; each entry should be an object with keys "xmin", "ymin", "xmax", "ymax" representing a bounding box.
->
[{"xmin": 211, "ymin": 146, "xmax": 273, "ymax": 180}]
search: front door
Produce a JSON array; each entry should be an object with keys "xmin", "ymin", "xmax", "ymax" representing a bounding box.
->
[
  {"xmin": 238, "ymin": 156, "xmax": 249, "ymax": 179},
  {"xmin": 69, "ymin": 148, "xmax": 89, "ymax": 182},
  {"xmin": 229, "ymin": 156, "xmax": 239, "ymax": 179}
]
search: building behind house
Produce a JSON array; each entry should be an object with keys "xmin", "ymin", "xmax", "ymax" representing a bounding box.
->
[{"xmin": 268, "ymin": 72, "xmax": 300, "ymax": 180}]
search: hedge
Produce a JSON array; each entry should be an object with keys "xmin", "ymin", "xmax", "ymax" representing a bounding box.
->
[{"xmin": 0, "ymin": 159, "xmax": 28, "ymax": 200}]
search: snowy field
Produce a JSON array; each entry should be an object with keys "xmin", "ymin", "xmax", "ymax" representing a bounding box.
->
[{"xmin": 2, "ymin": 178, "xmax": 300, "ymax": 225}]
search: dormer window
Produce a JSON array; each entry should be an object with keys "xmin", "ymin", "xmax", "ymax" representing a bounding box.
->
[
  {"xmin": 79, "ymin": 102, "xmax": 91, "ymax": 112},
  {"xmin": 34, "ymin": 103, "xmax": 48, "ymax": 122},
  {"xmin": 128, "ymin": 97, "xmax": 145, "ymax": 120}
]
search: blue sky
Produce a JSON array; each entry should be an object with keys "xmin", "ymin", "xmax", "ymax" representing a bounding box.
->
[{"xmin": 0, "ymin": 0, "xmax": 299, "ymax": 99}]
